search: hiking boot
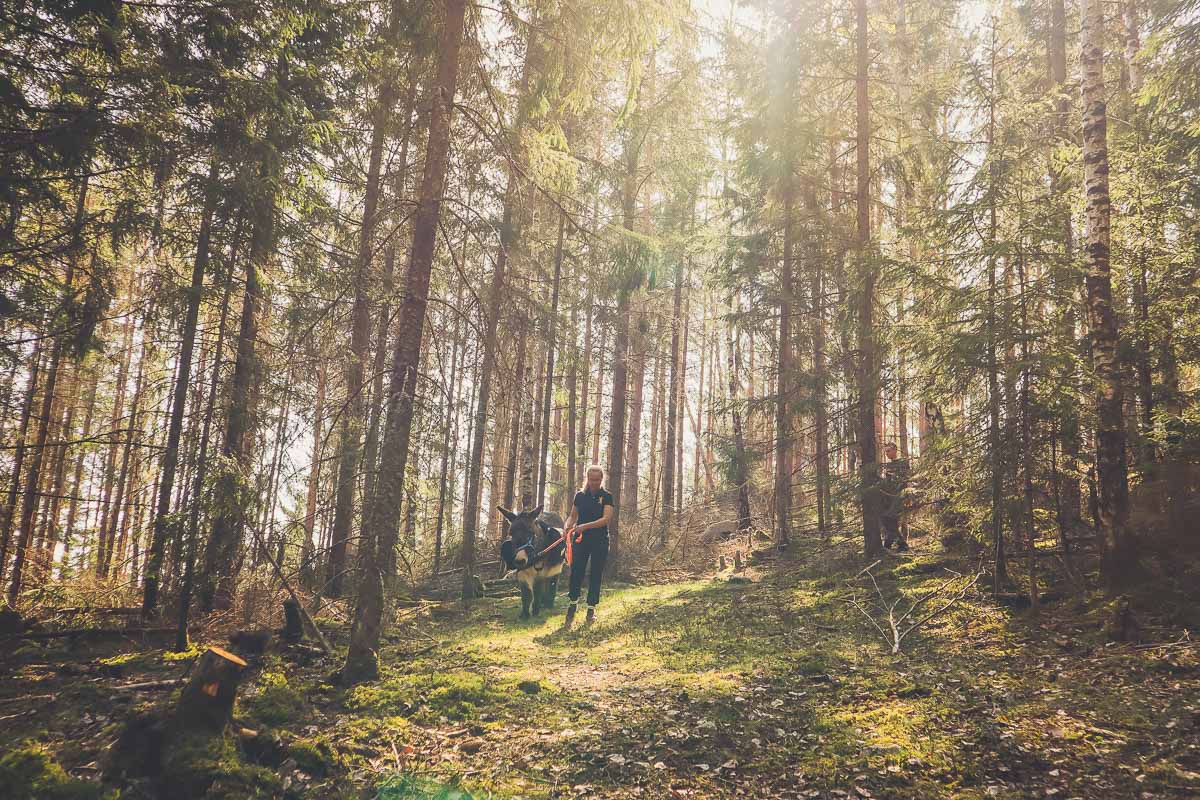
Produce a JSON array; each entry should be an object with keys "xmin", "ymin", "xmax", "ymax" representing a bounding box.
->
[
  {"xmin": 584, "ymin": 607, "xmax": 596, "ymax": 626},
  {"xmin": 563, "ymin": 604, "xmax": 577, "ymax": 630}
]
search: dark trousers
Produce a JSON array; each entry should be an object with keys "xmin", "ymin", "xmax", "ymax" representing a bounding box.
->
[
  {"xmin": 568, "ymin": 533, "xmax": 608, "ymax": 607},
  {"xmin": 883, "ymin": 515, "xmax": 903, "ymax": 547}
]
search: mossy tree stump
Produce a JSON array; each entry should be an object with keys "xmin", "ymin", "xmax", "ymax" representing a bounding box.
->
[{"xmin": 175, "ymin": 646, "xmax": 247, "ymax": 734}]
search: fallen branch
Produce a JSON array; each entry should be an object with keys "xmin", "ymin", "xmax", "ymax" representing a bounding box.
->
[
  {"xmin": 2, "ymin": 626, "xmax": 177, "ymax": 642},
  {"xmin": 845, "ymin": 564, "xmax": 983, "ymax": 654},
  {"xmin": 112, "ymin": 678, "xmax": 184, "ymax": 691}
]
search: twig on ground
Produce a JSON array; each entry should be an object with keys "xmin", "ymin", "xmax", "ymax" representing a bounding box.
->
[
  {"xmin": 844, "ymin": 563, "xmax": 983, "ymax": 654},
  {"xmin": 112, "ymin": 678, "xmax": 184, "ymax": 691}
]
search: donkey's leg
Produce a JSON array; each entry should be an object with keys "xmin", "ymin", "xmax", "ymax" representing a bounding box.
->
[
  {"xmin": 531, "ymin": 579, "xmax": 543, "ymax": 616},
  {"xmin": 544, "ymin": 577, "xmax": 557, "ymax": 608},
  {"xmin": 519, "ymin": 582, "xmax": 532, "ymax": 619}
]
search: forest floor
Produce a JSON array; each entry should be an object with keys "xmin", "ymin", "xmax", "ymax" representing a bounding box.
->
[{"xmin": 2, "ymin": 534, "xmax": 1199, "ymax": 799}]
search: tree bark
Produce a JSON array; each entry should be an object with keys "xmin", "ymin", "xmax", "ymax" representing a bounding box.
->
[
  {"xmin": 776, "ymin": 190, "xmax": 795, "ymax": 547},
  {"xmin": 660, "ymin": 259, "xmax": 682, "ymax": 545},
  {"xmin": 343, "ymin": 0, "xmax": 467, "ymax": 682},
  {"xmin": 855, "ymin": 0, "xmax": 882, "ymax": 557},
  {"xmin": 537, "ymin": 212, "xmax": 565, "ymax": 507},
  {"xmin": 1081, "ymin": 0, "xmax": 1134, "ymax": 587},
  {"xmin": 200, "ymin": 182, "xmax": 272, "ymax": 611},
  {"xmin": 143, "ymin": 157, "xmax": 219, "ymax": 618}
]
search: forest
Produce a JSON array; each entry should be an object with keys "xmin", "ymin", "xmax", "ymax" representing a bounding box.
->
[{"xmin": 1, "ymin": 0, "xmax": 1199, "ymax": 797}]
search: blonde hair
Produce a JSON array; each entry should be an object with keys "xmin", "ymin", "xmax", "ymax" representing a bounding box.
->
[{"xmin": 579, "ymin": 464, "xmax": 605, "ymax": 492}]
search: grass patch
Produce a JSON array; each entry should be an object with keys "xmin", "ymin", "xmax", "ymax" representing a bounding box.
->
[{"xmin": 347, "ymin": 670, "xmax": 511, "ymax": 723}]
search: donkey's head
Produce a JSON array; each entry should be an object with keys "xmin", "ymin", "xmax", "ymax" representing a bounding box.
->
[{"xmin": 498, "ymin": 505, "xmax": 544, "ymax": 553}]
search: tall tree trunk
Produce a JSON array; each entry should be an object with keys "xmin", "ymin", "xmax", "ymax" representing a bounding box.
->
[
  {"xmin": 433, "ymin": 282, "xmax": 465, "ymax": 579},
  {"xmin": 855, "ymin": 0, "xmax": 882, "ymax": 557},
  {"xmin": 94, "ymin": 308, "xmax": 135, "ymax": 576},
  {"xmin": 693, "ymin": 306, "xmax": 706, "ymax": 501},
  {"xmin": 103, "ymin": 334, "xmax": 148, "ymax": 578},
  {"xmin": 606, "ymin": 178, "xmax": 637, "ymax": 569},
  {"xmin": 0, "ymin": 340, "xmax": 42, "ymax": 582},
  {"xmin": 676, "ymin": 287, "xmax": 688, "ymax": 521},
  {"xmin": 458, "ymin": 24, "xmax": 540, "ymax": 605},
  {"xmin": 776, "ymin": 190, "xmax": 795, "ymax": 547},
  {"xmin": 504, "ymin": 323, "xmax": 528, "ymax": 513},
  {"xmin": 591, "ymin": 322, "xmax": 607, "ymax": 465},
  {"xmin": 811, "ymin": 185, "xmax": 830, "ymax": 535},
  {"xmin": 200, "ymin": 181, "xmax": 273, "ymax": 611},
  {"xmin": 728, "ymin": 298, "xmax": 752, "ymax": 532},
  {"xmin": 985, "ymin": 29, "xmax": 1007, "ymax": 592},
  {"xmin": 1081, "ymin": 0, "xmax": 1133, "ymax": 587},
  {"xmin": 1048, "ymin": 0, "xmax": 1083, "ymax": 541},
  {"xmin": 143, "ymin": 158, "xmax": 218, "ymax": 617},
  {"xmin": 301, "ymin": 360, "xmax": 326, "ymax": 589},
  {"xmin": 176, "ymin": 245, "xmax": 237, "ymax": 649},
  {"xmin": 327, "ymin": 67, "xmax": 398, "ymax": 599},
  {"xmin": 364, "ymin": 77, "xmax": 419, "ymax": 507},
  {"xmin": 573, "ymin": 296, "xmax": 591, "ymax": 496},
  {"xmin": 660, "ymin": 260, "xmax": 682, "ymax": 545},
  {"xmin": 647, "ymin": 322, "xmax": 664, "ymax": 524},
  {"xmin": 537, "ymin": 212, "xmax": 565, "ymax": 507},
  {"xmin": 61, "ymin": 361, "xmax": 98, "ymax": 573},
  {"xmin": 343, "ymin": 0, "xmax": 467, "ymax": 681},
  {"xmin": 565, "ymin": 324, "xmax": 578, "ymax": 513},
  {"xmin": 8, "ymin": 177, "xmax": 87, "ymax": 603}
]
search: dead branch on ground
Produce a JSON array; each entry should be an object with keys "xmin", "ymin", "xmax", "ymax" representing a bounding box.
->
[{"xmin": 844, "ymin": 563, "xmax": 983, "ymax": 654}]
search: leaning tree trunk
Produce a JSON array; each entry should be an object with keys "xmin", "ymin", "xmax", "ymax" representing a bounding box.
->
[
  {"xmin": 1080, "ymin": 0, "xmax": 1133, "ymax": 588},
  {"xmin": 343, "ymin": 0, "xmax": 467, "ymax": 683}
]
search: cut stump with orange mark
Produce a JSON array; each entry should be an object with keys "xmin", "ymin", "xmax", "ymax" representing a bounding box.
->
[{"xmin": 175, "ymin": 646, "xmax": 248, "ymax": 734}]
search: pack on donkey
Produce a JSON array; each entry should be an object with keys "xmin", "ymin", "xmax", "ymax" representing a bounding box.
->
[{"xmin": 498, "ymin": 506, "xmax": 566, "ymax": 619}]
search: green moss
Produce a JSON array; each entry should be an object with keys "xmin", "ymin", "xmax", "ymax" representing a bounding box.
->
[
  {"xmin": 287, "ymin": 739, "xmax": 333, "ymax": 777},
  {"xmin": 97, "ymin": 652, "xmax": 141, "ymax": 667},
  {"xmin": 243, "ymin": 669, "xmax": 309, "ymax": 727},
  {"xmin": 347, "ymin": 670, "xmax": 510, "ymax": 722},
  {"xmin": 161, "ymin": 643, "xmax": 205, "ymax": 663},
  {"xmin": 0, "ymin": 743, "xmax": 111, "ymax": 800},
  {"xmin": 160, "ymin": 733, "xmax": 281, "ymax": 799}
]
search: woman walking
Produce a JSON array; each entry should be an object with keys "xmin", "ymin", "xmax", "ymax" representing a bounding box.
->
[{"xmin": 562, "ymin": 465, "xmax": 614, "ymax": 628}]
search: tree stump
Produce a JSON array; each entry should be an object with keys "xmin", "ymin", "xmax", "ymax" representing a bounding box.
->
[
  {"xmin": 282, "ymin": 598, "xmax": 303, "ymax": 644},
  {"xmin": 175, "ymin": 646, "xmax": 248, "ymax": 734}
]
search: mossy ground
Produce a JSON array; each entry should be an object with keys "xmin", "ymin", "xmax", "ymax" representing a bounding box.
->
[{"xmin": 1, "ymin": 535, "xmax": 1197, "ymax": 798}]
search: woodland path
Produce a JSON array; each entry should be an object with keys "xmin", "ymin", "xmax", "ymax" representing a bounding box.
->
[{"xmin": 1, "ymin": 536, "xmax": 1198, "ymax": 799}]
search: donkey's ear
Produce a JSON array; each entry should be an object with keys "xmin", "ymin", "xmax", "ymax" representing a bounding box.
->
[
  {"xmin": 529, "ymin": 505, "xmax": 544, "ymax": 520},
  {"xmin": 497, "ymin": 506, "xmax": 516, "ymax": 522}
]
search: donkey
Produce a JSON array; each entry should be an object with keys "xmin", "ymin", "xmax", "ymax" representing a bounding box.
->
[{"xmin": 498, "ymin": 505, "xmax": 565, "ymax": 620}]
